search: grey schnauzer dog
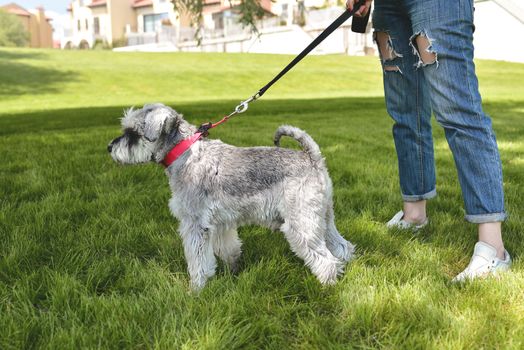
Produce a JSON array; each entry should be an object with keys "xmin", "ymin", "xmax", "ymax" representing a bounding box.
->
[{"xmin": 108, "ymin": 103, "xmax": 354, "ymax": 290}]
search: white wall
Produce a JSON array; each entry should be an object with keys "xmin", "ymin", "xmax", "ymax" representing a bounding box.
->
[{"xmin": 473, "ymin": 1, "xmax": 524, "ymax": 63}]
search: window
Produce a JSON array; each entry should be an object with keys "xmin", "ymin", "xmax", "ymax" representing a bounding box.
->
[
  {"xmin": 212, "ymin": 12, "xmax": 224, "ymax": 30},
  {"xmin": 94, "ymin": 17, "xmax": 100, "ymax": 34},
  {"xmin": 85, "ymin": 19, "xmax": 88, "ymax": 31},
  {"xmin": 143, "ymin": 13, "xmax": 169, "ymax": 32},
  {"xmin": 77, "ymin": 20, "xmax": 81, "ymax": 31},
  {"xmin": 281, "ymin": 4, "xmax": 288, "ymax": 20}
]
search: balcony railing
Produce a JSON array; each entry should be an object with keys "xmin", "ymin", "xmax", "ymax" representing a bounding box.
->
[
  {"xmin": 124, "ymin": 15, "xmax": 286, "ymax": 47},
  {"xmin": 126, "ymin": 32, "xmax": 157, "ymax": 46},
  {"xmin": 121, "ymin": 7, "xmax": 372, "ymax": 53}
]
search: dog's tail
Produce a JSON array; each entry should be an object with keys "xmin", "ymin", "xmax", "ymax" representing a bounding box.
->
[{"xmin": 274, "ymin": 125, "xmax": 324, "ymax": 166}]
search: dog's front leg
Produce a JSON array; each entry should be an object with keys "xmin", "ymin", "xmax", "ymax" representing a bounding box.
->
[
  {"xmin": 211, "ymin": 228, "xmax": 243, "ymax": 274},
  {"xmin": 179, "ymin": 221, "xmax": 217, "ymax": 291}
]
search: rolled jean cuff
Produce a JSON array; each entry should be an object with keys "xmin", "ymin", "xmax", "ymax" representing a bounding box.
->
[
  {"xmin": 402, "ymin": 189, "xmax": 437, "ymax": 202},
  {"xmin": 465, "ymin": 212, "xmax": 507, "ymax": 224}
]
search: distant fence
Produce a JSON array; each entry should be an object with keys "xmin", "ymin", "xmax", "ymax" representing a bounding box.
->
[
  {"xmin": 126, "ymin": 15, "xmax": 284, "ymax": 46},
  {"xmin": 305, "ymin": 7, "xmax": 344, "ymax": 27},
  {"xmin": 126, "ymin": 32, "xmax": 157, "ymax": 46},
  {"xmin": 121, "ymin": 7, "xmax": 374, "ymax": 55}
]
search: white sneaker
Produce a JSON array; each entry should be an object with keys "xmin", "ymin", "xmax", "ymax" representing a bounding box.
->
[
  {"xmin": 386, "ymin": 210, "xmax": 428, "ymax": 231},
  {"xmin": 452, "ymin": 242, "xmax": 511, "ymax": 282}
]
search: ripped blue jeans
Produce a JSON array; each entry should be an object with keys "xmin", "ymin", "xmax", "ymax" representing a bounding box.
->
[{"xmin": 372, "ymin": 0, "xmax": 506, "ymax": 223}]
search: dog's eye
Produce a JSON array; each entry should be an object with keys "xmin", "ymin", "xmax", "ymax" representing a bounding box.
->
[
  {"xmin": 124, "ymin": 128, "xmax": 141, "ymax": 146},
  {"xmin": 124, "ymin": 128, "xmax": 140, "ymax": 136}
]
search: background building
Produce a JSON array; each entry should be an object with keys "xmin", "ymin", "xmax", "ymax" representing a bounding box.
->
[
  {"xmin": 62, "ymin": 0, "xmax": 189, "ymax": 49},
  {"xmin": 58, "ymin": 0, "xmax": 523, "ymax": 63},
  {"xmin": 1, "ymin": 2, "xmax": 53, "ymax": 48}
]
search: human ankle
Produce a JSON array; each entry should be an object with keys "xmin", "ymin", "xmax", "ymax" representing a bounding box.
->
[
  {"xmin": 478, "ymin": 222, "xmax": 504, "ymax": 259},
  {"xmin": 403, "ymin": 201, "xmax": 427, "ymax": 223},
  {"xmin": 478, "ymin": 240, "xmax": 505, "ymax": 260}
]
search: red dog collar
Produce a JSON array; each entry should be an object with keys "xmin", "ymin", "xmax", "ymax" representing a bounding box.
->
[
  {"xmin": 160, "ymin": 115, "xmax": 231, "ymax": 167},
  {"xmin": 161, "ymin": 132, "xmax": 203, "ymax": 167}
]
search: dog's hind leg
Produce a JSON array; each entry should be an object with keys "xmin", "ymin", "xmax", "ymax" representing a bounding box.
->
[
  {"xmin": 211, "ymin": 228, "xmax": 243, "ymax": 274},
  {"xmin": 179, "ymin": 221, "xmax": 217, "ymax": 291},
  {"xmin": 281, "ymin": 218, "xmax": 344, "ymax": 284},
  {"xmin": 280, "ymin": 189, "xmax": 344, "ymax": 284},
  {"xmin": 325, "ymin": 205, "xmax": 355, "ymax": 263}
]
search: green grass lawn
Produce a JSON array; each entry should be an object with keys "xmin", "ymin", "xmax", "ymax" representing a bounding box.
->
[{"xmin": 1, "ymin": 48, "xmax": 523, "ymax": 349}]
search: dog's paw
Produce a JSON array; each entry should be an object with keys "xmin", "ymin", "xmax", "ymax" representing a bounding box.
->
[
  {"xmin": 343, "ymin": 241, "xmax": 356, "ymax": 262},
  {"xmin": 329, "ymin": 240, "xmax": 355, "ymax": 263},
  {"xmin": 189, "ymin": 277, "xmax": 208, "ymax": 293},
  {"xmin": 229, "ymin": 261, "xmax": 241, "ymax": 275},
  {"xmin": 314, "ymin": 258, "xmax": 345, "ymax": 285}
]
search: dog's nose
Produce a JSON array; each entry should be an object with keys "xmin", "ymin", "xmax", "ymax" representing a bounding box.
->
[{"xmin": 107, "ymin": 142, "xmax": 113, "ymax": 153}]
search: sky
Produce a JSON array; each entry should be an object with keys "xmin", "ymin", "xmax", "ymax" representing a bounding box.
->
[{"xmin": 0, "ymin": 0, "xmax": 70, "ymax": 14}]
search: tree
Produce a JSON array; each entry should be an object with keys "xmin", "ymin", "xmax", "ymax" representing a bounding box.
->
[
  {"xmin": 171, "ymin": 0, "xmax": 265, "ymax": 33},
  {"xmin": 0, "ymin": 10, "xmax": 28, "ymax": 47}
]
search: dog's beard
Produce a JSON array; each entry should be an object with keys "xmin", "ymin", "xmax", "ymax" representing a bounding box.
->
[{"xmin": 111, "ymin": 138, "xmax": 154, "ymax": 164}]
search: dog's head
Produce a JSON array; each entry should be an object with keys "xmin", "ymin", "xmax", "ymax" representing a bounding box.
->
[{"xmin": 108, "ymin": 103, "xmax": 194, "ymax": 164}]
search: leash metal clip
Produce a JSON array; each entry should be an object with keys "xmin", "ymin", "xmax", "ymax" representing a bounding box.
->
[
  {"xmin": 235, "ymin": 100, "xmax": 250, "ymax": 114},
  {"xmin": 229, "ymin": 92, "xmax": 261, "ymax": 117}
]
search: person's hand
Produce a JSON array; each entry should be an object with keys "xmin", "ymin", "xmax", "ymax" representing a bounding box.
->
[{"xmin": 346, "ymin": 0, "xmax": 372, "ymax": 17}]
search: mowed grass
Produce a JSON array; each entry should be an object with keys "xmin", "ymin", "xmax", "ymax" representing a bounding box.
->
[{"xmin": 0, "ymin": 48, "xmax": 523, "ymax": 349}]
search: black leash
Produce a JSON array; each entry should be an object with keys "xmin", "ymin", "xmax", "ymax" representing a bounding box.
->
[
  {"xmin": 199, "ymin": 0, "xmax": 367, "ymax": 134},
  {"xmin": 257, "ymin": 0, "xmax": 366, "ymax": 98}
]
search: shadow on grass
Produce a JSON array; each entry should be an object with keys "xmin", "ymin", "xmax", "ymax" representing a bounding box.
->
[
  {"xmin": 0, "ymin": 97, "xmax": 521, "ymax": 133},
  {"xmin": 0, "ymin": 97, "xmax": 521, "ymax": 146},
  {"xmin": 0, "ymin": 49, "xmax": 78, "ymax": 97},
  {"xmin": 0, "ymin": 50, "xmax": 47, "ymax": 60},
  {"xmin": 0, "ymin": 97, "xmax": 389, "ymax": 136},
  {"xmin": 0, "ymin": 97, "xmax": 522, "ymax": 261}
]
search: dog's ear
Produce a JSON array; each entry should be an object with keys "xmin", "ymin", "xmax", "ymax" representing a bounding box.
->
[{"xmin": 144, "ymin": 107, "xmax": 176, "ymax": 142}]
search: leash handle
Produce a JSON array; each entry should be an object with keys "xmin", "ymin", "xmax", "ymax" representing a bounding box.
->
[
  {"xmin": 351, "ymin": 3, "xmax": 371, "ymax": 33},
  {"xmin": 256, "ymin": 0, "xmax": 366, "ymax": 98}
]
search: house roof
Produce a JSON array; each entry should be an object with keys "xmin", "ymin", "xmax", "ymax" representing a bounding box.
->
[
  {"xmin": 132, "ymin": 0, "xmax": 153, "ymax": 8},
  {"xmin": 88, "ymin": 0, "xmax": 107, "ymax": 8},
  {"xmin": 0, "ymin": 3, "xmax": 32, "ymax": 17},
  {"xmin": 259, "ymin": 0, "xmax": 274, "ymax": 14}
]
